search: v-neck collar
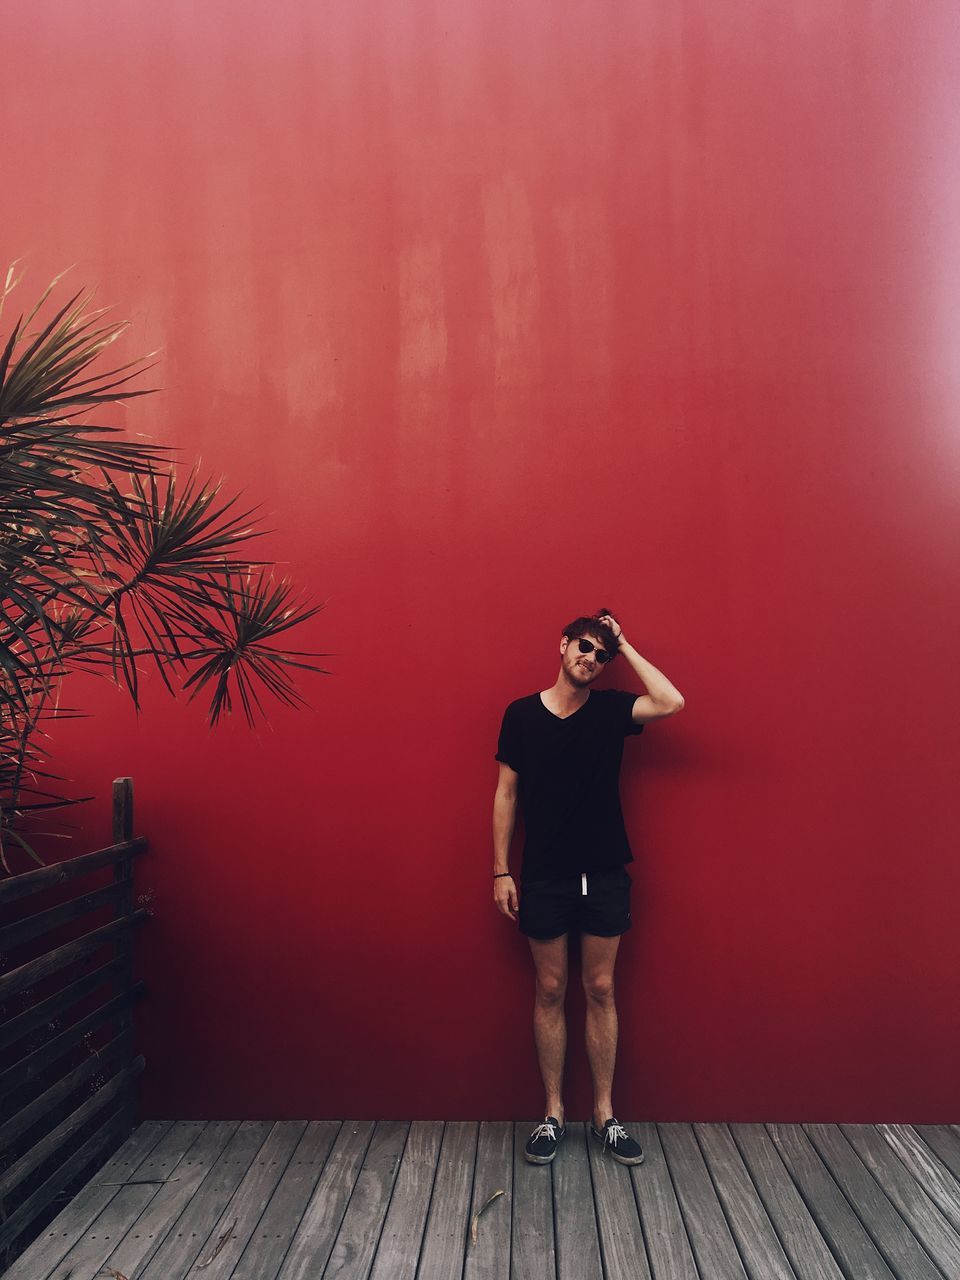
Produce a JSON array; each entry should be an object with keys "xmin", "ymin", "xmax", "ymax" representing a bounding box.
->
[{"xmin": 538, "ymin": 690, "xmax": 591, "ymax": 721}]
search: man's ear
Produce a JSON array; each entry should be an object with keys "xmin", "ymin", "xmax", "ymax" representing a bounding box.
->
[{"xmin": 560, "ymin": 634, "xmax": 569, "ymax": 654}]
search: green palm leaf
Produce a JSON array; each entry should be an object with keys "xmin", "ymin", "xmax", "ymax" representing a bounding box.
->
[{"xmin": 1, "ymin": 270, "xmax": 324, "ymax": 870}]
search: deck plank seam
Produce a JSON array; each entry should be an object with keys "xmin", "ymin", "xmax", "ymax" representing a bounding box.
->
[
  {"xmin": 901, "ymin": 1125, "xmax": 960, "ymax": 1189},
  {"xmin": 800, "ymin": 1122, "xmax": 914, "ymax": 1278},
  {"xmin": 876, "ymin": 1124, "xmax": 960, "ymax": 1235},
  {"xmin": 455, "ymin": 1121, "xmax": 482, "ymax": 1280},
  {"xmin": 698, "ymin": 1122, "xmax": 799, "ymax": 1280},
  {"xmin": 655, "ymin": 1123, "xmax": 707, "ymax": 1280},
  {"xmin": 851, "ymin": 1124, "xmax": 960, "ymax": 1280},
  {"xmin": 411, "ymin": 1120, "xmax": 448, "ymax": 1280},
  {"xmin": 135, "ymin": 1123, "xmax": 241, "ymax": 1268},
  {"xmin": 354, "ymin": 1120, "xmax": 415, "ymax": 1280},
  {"xmin": 813, "ymin": 1123, "xmax": 949, "ymax": 1280},
  {"xmin": 912, "ymin": 1126, "xmax": 960, "ymax": 1181},
  {"xmin": 690, "ymin": 1124, "xmax": 756, "ymax": 1280},
  {"xmin": 867, "ymin": 1122, "xmax": 960, "ymax": 1280},
  {"xmin": 763, "ymin": 1123, "xmax": 859, "ymax": 1280},
  {"xmin": 47, "ymin": 1120, "xmax": 213, "ymax": 1280},
  {"xmin": 509, "ymin": 1124, "xmax": 517, "ymax": 1280},
  {"xmin": 175, "ymin": 1122, "xmax": 276, "ymax": 1279},
  {"xmin": 621, "ymin": 1143, "xmax": 657, "ymax": 1280},
  {"xmin": 264, "ymin": 1121, "xmax": 345, "ymax": 1280},
  {"xmin": 507, "ymin": 1125, "xmax": 514, "ymax": 1280},
  {"xmin": 103, "ymin": 1119, "xmax": 226, "ymax": 1278},
  {"xmin": 16, "ymin": 1120, "xmax": 175, "ymax": 1280},
  {"xmin": 547, "ymin": 1126, "xmax": 560, "ymax": 1280},
  {"xmin": 582, "ymin": 1121, "xmax": 611, "ymax": 1280},
  {"xmin": 508, "ymin": 1123, "xmax": 517, "ymax": 1280},
  {"xmin": 313, "ymin": 1121, "xmax": 377, "ymax": 1280},
  {"xmin": 222, "ymin": 1121, "xmax": 311, "ymax": 1280},
  {"xmin": 726, "ymin": 1123, "xmax": 815, "ymax": 1280},
  {"xmin": 919, "ymin": 1125, "xmax": 960, "ymax": 1213}
]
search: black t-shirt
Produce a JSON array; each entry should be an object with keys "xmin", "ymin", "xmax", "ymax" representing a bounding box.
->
[{"xmin": 495, "ymin": 688, "xmax": 644, "ymax": 882}]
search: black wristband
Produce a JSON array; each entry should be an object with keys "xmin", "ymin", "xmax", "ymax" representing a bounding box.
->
[{"xmin": 493, "ymin": 872, "xmax": 512, "ymax": 879}]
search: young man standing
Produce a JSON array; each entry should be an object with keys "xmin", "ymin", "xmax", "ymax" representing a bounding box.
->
[{"xmin": 493, "ymin": 610, "xmax": 684, "ymax": 1166}]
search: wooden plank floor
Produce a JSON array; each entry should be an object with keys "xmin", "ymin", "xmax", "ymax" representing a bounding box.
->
[{"xmin": 7, "ymin": 1122, "xmax": 960, "ymax": 1280}]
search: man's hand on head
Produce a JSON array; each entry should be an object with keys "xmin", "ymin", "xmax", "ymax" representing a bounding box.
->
[{"xmin": 597, "ymin": 612, "xmax": 625, "ymax": 648}]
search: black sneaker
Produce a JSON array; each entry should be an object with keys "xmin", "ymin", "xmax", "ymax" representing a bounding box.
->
[
  {"xmin": 524, "ymin": 1116, "xmax": 566, "ymax": 1164},
  {"xmin": 590, "ymin": 1118, "xmax": 644, "ymax": 1165}
]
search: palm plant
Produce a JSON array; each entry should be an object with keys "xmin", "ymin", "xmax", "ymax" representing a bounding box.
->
[{"xmin": 0, "ymin": 267, "xmax": 324, "ymax": 871}]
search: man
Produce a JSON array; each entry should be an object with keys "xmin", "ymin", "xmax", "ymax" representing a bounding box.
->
[{"xmin": 493, "ymin": 610, "xmax": 684, "ymax": 1166}]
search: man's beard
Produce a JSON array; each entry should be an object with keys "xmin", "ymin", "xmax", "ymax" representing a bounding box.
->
[{"xmin": 567, "ymin": 659, "xmax": 594, "ymax": 684}]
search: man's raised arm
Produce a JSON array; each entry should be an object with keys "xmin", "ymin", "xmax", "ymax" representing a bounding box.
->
[{"xmin": 597, "ymin": 612, "xmax": 685, "ymax": 724}]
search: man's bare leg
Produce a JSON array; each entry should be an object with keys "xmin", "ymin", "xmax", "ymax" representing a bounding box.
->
[
  {"xmin": 528, "ymin": 935, "xmax": 568, "ymax": 1123},
  {"xmin": 581, "ymin": 932, "xmax": 621, "ymax": 1128}
]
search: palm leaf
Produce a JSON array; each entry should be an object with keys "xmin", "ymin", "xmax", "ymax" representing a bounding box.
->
[
  {"xmin": 1, "ymin": 270, "xmax": 324, "ymax": 869},
  {"xmin": 175, "ymin": 571, "xmax": 327, "ymax": 725}
]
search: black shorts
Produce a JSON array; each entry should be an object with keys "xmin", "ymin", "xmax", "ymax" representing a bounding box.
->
[{"xmin": 519, "ymin": 867, "xmax": 632, "ymax": 940}]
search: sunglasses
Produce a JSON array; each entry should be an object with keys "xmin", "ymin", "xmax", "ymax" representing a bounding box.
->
[{"xmin": 576, "ymin": 637, "xmax": 614, "ymax": 664}]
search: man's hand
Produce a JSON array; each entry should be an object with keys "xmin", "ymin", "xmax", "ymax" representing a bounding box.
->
[
  {"xmin": 494, "ymin": 874, "xmax": 519, "ymax": 921},
  {"xmin": 597, "ymin": 612, "xmax": 625, "ymax": 647}
]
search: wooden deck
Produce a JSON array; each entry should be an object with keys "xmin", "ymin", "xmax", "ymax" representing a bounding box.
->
[{"xmin": 6, "ymin": 1120, "xmax": 960, "ymax": 1279}]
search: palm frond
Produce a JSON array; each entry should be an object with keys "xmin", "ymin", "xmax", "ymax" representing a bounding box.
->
[
  {"xmin": 175, "ymin": 570, "xmax": 327, "ymax": 725},
  {"xmin": 1, "ymin": 269, "xmax": 324, "ymax": 870}
]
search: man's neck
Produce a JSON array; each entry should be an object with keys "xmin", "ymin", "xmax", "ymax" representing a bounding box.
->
[{"xmin": 541, "ymin": 670, "xmax": 590, "ymax": 717}]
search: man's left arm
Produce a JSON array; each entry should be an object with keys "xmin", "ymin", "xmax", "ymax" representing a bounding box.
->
[{"xmin": 597, "ymin": 613, "xmax": 685, "ymax": 724}]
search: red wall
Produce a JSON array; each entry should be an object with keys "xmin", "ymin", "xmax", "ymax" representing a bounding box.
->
[{"xmin": 5, "ymin": 0, "xmax": 959, "ymax": 1121}]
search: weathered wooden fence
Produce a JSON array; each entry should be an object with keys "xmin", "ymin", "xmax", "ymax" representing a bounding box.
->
[{"xmin": 0, "ymin": 777, "xmax": 148, "ymax": 1264}]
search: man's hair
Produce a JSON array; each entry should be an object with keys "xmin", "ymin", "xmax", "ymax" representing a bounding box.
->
[{"xmin": 561, "ymin": 609, "xmax": 618, "ymax": 655}]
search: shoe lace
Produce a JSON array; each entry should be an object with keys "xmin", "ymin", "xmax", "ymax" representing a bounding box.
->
[
  {"xmin": 605, "ymin": 1120, "xmax": 629, "ymax": 1146},
  {"xmin": 532, "ymin": 1121, "xmax": 557, "ymax": 1141}
]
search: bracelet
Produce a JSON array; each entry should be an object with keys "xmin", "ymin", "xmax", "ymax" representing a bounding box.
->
[{"xmin": 493, "ymin": 872, "xmax": 512, "ymax": 879}]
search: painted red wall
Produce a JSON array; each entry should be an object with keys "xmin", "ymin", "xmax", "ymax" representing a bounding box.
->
[{"xmin": 5, "ymin": 0, "xmax": 959, "ymax": 1121}]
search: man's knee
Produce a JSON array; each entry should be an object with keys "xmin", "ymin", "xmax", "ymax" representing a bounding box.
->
[
  {"xmin": 583, "ymin": 972, "xmax": 615, "ymax": 1005},
  {"xmin": 535, "ymin": 971, "xmax": 567, "ymax": 1006}
]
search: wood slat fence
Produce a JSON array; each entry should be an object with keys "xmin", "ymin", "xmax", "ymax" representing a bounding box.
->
[{"xmin": 0, "ymin": 777, "xmax": 148, "ymax": 1267}]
